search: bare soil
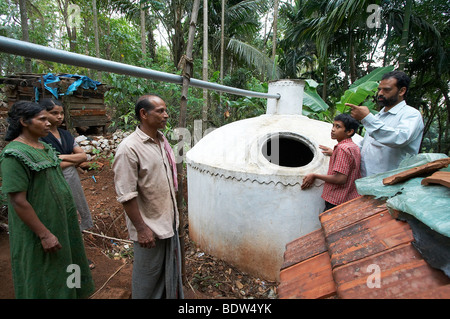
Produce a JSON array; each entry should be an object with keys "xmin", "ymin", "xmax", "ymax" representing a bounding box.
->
[{"xmin": 0, "ymin": 159, "xmax": 278, "ymax": 299}]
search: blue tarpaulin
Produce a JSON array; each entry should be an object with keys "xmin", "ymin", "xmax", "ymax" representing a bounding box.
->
[
  {"xmin": 35, "ymin": 73, "xmax": 60, "ymax": 100},
  {"xmin": 36, "ymin": 73, "xmax": 101, "ymax": 100},
  {"xmin": 61, "ymin": 74, "xmax": 102, "ymax": 95}
]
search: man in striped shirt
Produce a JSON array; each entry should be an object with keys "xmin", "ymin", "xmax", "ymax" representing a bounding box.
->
[{"xmin": 301, "ymin": 114, "xmax": 361, "ymax": 211}]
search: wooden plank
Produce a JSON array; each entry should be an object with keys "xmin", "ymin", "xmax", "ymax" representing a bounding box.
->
[
  {"xmin": 281, "ymin": 229, "xmax": 327, "ymax": 270},
  {"xmin": 16, "ymin": 95, "xmax": 34, "ymax": 101},
  {"xmin": 17, "ymin": 86, "xmax": 35, "ymax": 95},
  {"xmin": 326, "ymin": 212, "xmax": 414, "ymax": 268},
  {"xmin": 383, "ymin": 158, "xmax": 450, "ymax": 185},
  {"xmin": 421, "ymin": 171, "xmax": 450, "ymax": 188},
  {"xmin": 404, "ymin": 284, "xmax": 450, "ymax": 299},
  {"xmin": 64, "ymin": 97, "xmax": 105, "ymax": 104},
  {"xmin": 278, "ymin": 252, "xmax": 336, "ymax": 299},
  {"xmin": 319, "ymin": 195, "xmax": 387, "ymax": 237},
  {"xmin": 71, "ymin": 117, "xmax": 109, "ymax": 127},
  {"xmin": 70, "ymin": 109, "xmax": 107, "ymax": 116},
  {"xmin": 333, "ymin": 243, "xmax": 450, "ymax": 299},
  {"xmin": 67, "ymin": 104, "xmax": 106, "ymax": 110}
]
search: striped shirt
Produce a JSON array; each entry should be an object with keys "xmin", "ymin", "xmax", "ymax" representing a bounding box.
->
[{"xmin": 322, "ymin": 138, "xmax": 361, "ymax": 205}]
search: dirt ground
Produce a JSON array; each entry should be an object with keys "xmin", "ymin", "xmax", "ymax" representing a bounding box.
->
[{"xmin": 0, "ymin": 158, "xmax": 278, "ymax": 299}]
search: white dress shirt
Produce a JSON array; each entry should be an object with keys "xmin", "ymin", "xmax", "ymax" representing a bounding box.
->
[{"xmin": 358, "ymin": 100, "xmax": 424, "ymax": 177}]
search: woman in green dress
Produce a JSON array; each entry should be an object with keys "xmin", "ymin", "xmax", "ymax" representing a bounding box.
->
[{"xmin": 0, "ymin": 101, "xmax": 95, "ymax": 298}]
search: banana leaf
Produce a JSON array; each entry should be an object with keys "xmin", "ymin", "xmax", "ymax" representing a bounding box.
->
[
  {"xmin": 336, "ymin": 81, "xmax": 379, "ymax": 114},
  {"xmin": 300, "ymin": 66, "xmax": 393, "ymax": 117},
  {"xmin": 349, "ymin": 65, "xmax": 394, "ymax": 89},
  {"xmin": 302, "ymin": 79, "xmax": 329, "ymax": 113}
]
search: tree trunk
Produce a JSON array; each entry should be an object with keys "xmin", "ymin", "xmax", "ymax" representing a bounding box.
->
[
  {"xmin": 349, "ymin": 30, "xmax": 357, "ymax": 83},
  {"xmin": 105, "ymin": 3, "xmax": 112, "ymax": 61},
  {"xmin": 172, "ymin": 0, "xmax": 185, "ymax": 68},
  {"xmin": 177, "ymin": 0, "xmax": 201, "ymax": 284},
  {"xmin": 272, "ymin": 0, "xmax": 279, "ymax": 60},
  {"xmin": 219, "ymin": 0, "xmax": 225, "ymax": 118},
  {"xmin": 322, "ymin": 62, "xmax": 328, "ymax": 101},
  {"xmin": 383, "ymin": 20, "xmax": 391, "ymax": 67},
  {"xmin": 438, "ymin": 78, "xmax": 450, "ymax": 127},
  {"xmin": 18, "ymin": 0, "xmax": 31, "ymax": 73},
  {"xmin": 321, "ymin": 47, "xmax": 328, "ymax": 101},
  {"xmin": 57, "ymin": 0, "xmax": 77, "ymax": 52},
  {"xmin": 202, "ymin": 0, "xmax": 208, "ymax": 131},
  {"xmin": 83, "ymin": 17, "xmax": 94, "ymax": 79},
  {"xmin": 93, "ymin": 0, "xmax": 100, "ymax": 58},
  {"xmin": 147, "ymin": 18, "xmax": 156, "ymax": 60},
  {"xmin": 92, "ymin": 0, "xmax": 100, "ymax": 80},
  {"xmin": 349, "ymin": 44, "xmax": 356, "ymax": 83},
  {"xmin": 140, "ymin": 2, "xmax": 147, "ymax": 58},
  {"xmin": 398, "ymin": 0, "xmax": 412, "ymax": 71},
  {"xmin": 220, "ymin": 0, "xmax": 225, "ymax": 84}
]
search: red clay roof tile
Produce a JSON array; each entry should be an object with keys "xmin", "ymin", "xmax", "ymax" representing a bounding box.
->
[{"xmin": 279, "ymin": 195, "xmax": 450, "ymax": 299}]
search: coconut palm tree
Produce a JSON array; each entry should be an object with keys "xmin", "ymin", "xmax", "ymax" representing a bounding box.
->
[{"xmin": 202, "ymin": 0, "xmax": 279, "ymax": 81}]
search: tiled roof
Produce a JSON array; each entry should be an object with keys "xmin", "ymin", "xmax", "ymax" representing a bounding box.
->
[{"xmin": 278, "ymin": 195, "xmax": 450, "ymax": 299}]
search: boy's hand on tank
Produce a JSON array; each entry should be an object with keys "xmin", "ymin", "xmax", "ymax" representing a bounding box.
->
[
  {"xmin": 301, "ymin": 174, "xmax": 316, "ymax": 190},
  {"xmin": 319, "ymin": 145, "xmax": 333, "ymax": 156}
]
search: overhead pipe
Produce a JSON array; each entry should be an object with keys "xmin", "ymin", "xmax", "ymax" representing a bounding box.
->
[{"xmin": 0, "ymin": 36, "xmax": 280, "ymax": 100}]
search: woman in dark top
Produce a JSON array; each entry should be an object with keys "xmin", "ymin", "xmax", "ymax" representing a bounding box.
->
[{"xmin": 40, "ymin": 98, "xmax": 93, "ymax": 231}]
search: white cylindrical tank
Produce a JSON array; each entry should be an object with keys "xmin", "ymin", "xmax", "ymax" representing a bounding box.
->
[{"xmin": 186, "ymin": 80, "xmax": 361, "ymax": 281}]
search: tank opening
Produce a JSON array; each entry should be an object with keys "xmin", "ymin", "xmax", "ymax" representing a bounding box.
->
[{"xmin": 261, "ymin": 134, "xmax": 314, "ymax": 168}]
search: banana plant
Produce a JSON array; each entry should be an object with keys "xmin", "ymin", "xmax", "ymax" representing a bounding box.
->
[
  {"xmin": 336, "ymin": 65, "xmax": 394, "ymax": 114},
  {"xmin": 302, "ymin": 66, "xmax": 394, "ymax": 120},
  {"xmin": 302, "ymin": 79, "xmax": 329, "ymax": 116}
]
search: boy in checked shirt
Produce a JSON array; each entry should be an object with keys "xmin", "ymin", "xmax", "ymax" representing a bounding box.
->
[{"xmin": 301, "ymin": 114, "xmax": 361, "ymax": 211}]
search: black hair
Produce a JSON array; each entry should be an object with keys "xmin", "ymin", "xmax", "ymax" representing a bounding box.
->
[
  {"xmin": 39, "ymin": 98, "xmax": 62, "ymax": 111},
  {"xmin": 5, "ymin": 100, "xmax": 46, "ymax": 141},
  {"xmin": 334, "ymin": 113, "xmax": 360, "ymax": 137},
  {"xmin": 135, "ymin": 94, "xmax": 162, "ymax": 121},
  {"xmin": 381, "ymin": 70, "xmax": 411, "ymax": 97}
]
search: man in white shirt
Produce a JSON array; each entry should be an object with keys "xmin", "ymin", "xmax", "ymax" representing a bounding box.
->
[{"xmin": 347, "ymin": 70, "xmax": 424, "ymax": 177}]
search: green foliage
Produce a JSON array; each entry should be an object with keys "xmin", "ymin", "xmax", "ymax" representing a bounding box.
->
[
  {"xmin": 335, "ymin": 66, "xmax": 394, "ymax": 114},
  {"xmin": 303, "ymin": 79, "xmax": 329, "ymax": 114},
  {"xmin": 335, "ymin": 81, "xmax": 379, "ymax": 114},
  {"xmin": 0, "ymin": 0, "xmax": 448, "ymax": 155},
  {"xmin": 303, "ymin": 67, "xmax": 395, "ymax": 122},
  {"xmin": 209, "ymin": 69, "xmax": 268, "ymax": 124},
  {"xmin": 348, "ymin": 66, "xmax": 395, "ymax": 89}
]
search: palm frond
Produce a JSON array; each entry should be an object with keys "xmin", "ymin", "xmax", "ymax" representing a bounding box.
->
[
  {"xmin": 227, "ymin": 38, "xmax": 281, "ymax": 80},
  {"xmin": 227, "ymin": 0, "xmax": 271, "ymax": 21}
]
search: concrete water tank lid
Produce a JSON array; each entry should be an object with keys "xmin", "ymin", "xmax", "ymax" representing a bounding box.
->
[{"xmin": 186, "ymin": 114, "xmax": 349, "ymax": 186}]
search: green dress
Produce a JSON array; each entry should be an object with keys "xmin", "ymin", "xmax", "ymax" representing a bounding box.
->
[{"xmin": 0, "ymin": 141, "xmax": 95, "ymax": 299}]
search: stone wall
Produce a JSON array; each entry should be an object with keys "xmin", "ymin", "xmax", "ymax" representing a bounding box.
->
[{"xmin": 76, "ymin": 130, "xmax": 131, "ymax": 162}]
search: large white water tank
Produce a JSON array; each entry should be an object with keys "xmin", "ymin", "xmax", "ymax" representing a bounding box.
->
[{"xmin": 186, "ymin": 80, "xmax": 361, "ymax": 280}]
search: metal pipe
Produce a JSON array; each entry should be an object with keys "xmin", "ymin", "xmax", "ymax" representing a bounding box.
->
[{"xmin": 0, "ymin": 36, "xmax": 280, "ymax": 100}]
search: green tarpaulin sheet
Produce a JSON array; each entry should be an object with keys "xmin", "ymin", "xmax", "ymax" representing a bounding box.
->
[{"xmin": 356, "ymin": 153, "xmax": 450, "ymax": 238}]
